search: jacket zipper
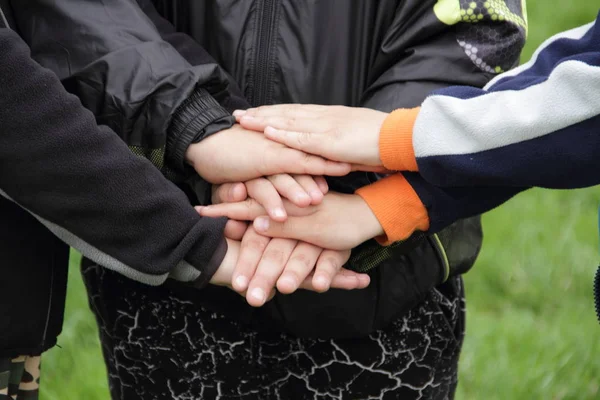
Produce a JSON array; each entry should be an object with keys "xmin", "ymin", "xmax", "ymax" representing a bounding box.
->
[{"xmin": 249, "ymin": 0, "xmax": 278, "ymax": 106}]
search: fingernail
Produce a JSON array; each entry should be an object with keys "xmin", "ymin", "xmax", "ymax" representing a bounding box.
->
[
  {"xmin": 279, "ymin": 276, "xmax": 297, "ymax": 289},
  {"xmin": 233, "ymin": 110, "xmax": 247, "ymax": 117},
  {"xmin": 255, "ymin": 217, "xmax": 270, "ymax": 232},
  {"xmin": 310, "ymin": 191, "xmax": 324, "ymax": 202},
  {"xmin": 264, "ymin": 126, "xmax": 278, "ymax": 135},
  {"xmin": 273, "ymin": 208, "xmax": 286, "ymax": 219},
  {"xmin": 235, "ymin": 276, "xmax": 248, "ymax": 289},
  {"xmin": 250, "ymin": 288, "xmax": 266, "ymax": 303},
  {"xmin": 294, "ymin": 192, "xmax": 310, "ymax": 203}
]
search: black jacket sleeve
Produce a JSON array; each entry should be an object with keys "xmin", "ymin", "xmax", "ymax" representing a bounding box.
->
[
  {"xmin": 0, "ymin": 28, "xmax": 226, "ymax": 287},
  {"xmin": 11, "ymin": 0, "xmax": 238, "ymax": 177}
]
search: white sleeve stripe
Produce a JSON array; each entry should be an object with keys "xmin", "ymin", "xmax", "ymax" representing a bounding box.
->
[
  {"xmin": 484, "ymin": 21, "xmax": 595, "ymax": 90},
  {"xmin": 414, "ymin": 60, "xmax": 600, "ymax": 157}
]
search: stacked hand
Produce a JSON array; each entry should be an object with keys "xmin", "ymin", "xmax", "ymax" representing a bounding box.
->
[
  {"xmin": 205, "ymin": 179, "xmax": 373, "ymax": 307},
  {"xmin": 233, "ymin": 104, "xmax": 388, "ymax": 168},
  {"xmin": 185, "ymin": 107, "xmax": 389, "ymax": 306},
  {"xmin": 185, "ymin": 123, "xmax": 383, "ymax": 307}
]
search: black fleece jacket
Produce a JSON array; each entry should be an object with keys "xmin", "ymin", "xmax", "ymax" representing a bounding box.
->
[{"xmin": 0, "ymin": 28, "xmax": 227, "ymax": 288}]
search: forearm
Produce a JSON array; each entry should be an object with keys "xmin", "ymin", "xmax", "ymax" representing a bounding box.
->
[
  {"xmin": 357, "ymin": 172, "xmax": 527, "ymax": 242},
  {"xmin": 380, "ymin": 19, "xmax": 600, "ymax": 190},
  {"xmin": 0, "ymin": 29, "xmax": 226, "ymax": 286}
]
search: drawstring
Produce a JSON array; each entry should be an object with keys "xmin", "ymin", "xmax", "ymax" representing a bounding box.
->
[{"xmin": 594, "ymin": 206, "xmax": 600, "ymax": 324}]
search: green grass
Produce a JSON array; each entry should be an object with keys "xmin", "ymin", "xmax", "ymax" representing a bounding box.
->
[{"xmin": 40, "ymin": 3, "xmax": 600, "ymax": 399}]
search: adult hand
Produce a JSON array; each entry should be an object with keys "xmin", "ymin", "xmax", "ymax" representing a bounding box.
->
[
  {"xmin": 230, "ymin": 226, "xmax": 369, "ymax": 307},
  {"xmin": 185, "ymin": 124, "xmax": 352, "ymax": 184},
  {"xmin": 209, "ymin": 183, "xmax": 370, "ymax": 307},
  {"xmin": 197, "ymin": 192, "xmax": 384, "ymax": 250},
  {"xmin": 233, "ymin": 105, "xmax": 388, "ymax": 167}
]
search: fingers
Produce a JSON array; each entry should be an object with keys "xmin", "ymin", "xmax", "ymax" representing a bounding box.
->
[
  {"xmin": 197, "ymin": 199, "xmax": 268, "ymax": 221},
  {"xmin": 233, "ymin": 104, "xmax": 326, "ymax": 123},
  {"xmin": 314, "ymin": 176, "xmax": 329, "ymax": 194},
  {"xmin": 268, "ymin": 148, "xmax": 351, "ymax": 177},
  {"xmin": 246, "ymin": 238, "xmax": 297, "ymax": 307},
  {"xmin": 231, "ymin": 226, "xmax": 270, "ymax": 292},
  {"xmin": 211, "ymin": 182, "xmax": 247, "ymax": 205},
  {"xmin": 350, "ymin": 164, "xmax": 394, "ymax": 174},
  {"xmin": 301, "ymin": 268, "xmax": 371, "ymax": 291},
  {"xmin": 311, "ymin": 249, "xmax": 350, "ymax": 292},
  {"xmin": 261, "ymin": 126, "xmax": 336, "ymax": 161},
  {"xmin": 245, "ymin": 178, "xmax": 287, "ymax": 221},
  {"xmin": 223, "ymin": 220, "xmax": 248, "ymax": 240},
  {"xmin": 266, "ymin": 174, "xmax": 312, "ymax": 207},
  {"xmin": 276, "ymin": 242, "xmax": 322, "ymax": 294},
  {"xmin": 292, "ymin": 175, "xmax": 325, "ymax": 204},
  {"xmin": 198, "ymin": 197, "xmax": 313, "ymax": 221},
  {"xmin": 239, "ymin": 114, "xmax": 325, "ymax": 137},
  {"xmin": 253, "ymin": 215, "xmax": 320, "ymax": 246}
]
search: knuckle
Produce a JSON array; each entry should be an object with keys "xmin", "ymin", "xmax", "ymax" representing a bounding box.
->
[
  {"xmin": 284, "ymin": 117, "xmax": 296, "ymax": 129},
  {"xmin": 296, "ymin": 131, "xmax": 311, "ymax": 146},
  {"xmin": 289, "ymin": 253, "xmax": 312, "ymax": 269},
  {"xmin": 321, "ymin": 256, "xmax": 340, "ymax": 273},
  {"xmin": 242, "ymin": 237, "xmax": 268, "ymax": 253},
  {"xmin": 243, "ymin": 198, "xmax": 256, "ymax": 210},
  {"xmin": 253, "ymin": 274, "xmax": 277, "ymax": 287},
  {"xmin": 251, "ymin": 106, "xmax": 265, "ymax": 115},
  {"xmin": 262, "ymin": 249, "xmax": 287, "ymax": 266}
]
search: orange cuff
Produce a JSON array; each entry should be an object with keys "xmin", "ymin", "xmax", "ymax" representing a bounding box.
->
[
  {"xmin": 379, "ymin": 108, "xmax": 420, "ymax": 172},
  {"xmin": 356, "ymin": 174, "xmax": 429, "ymax": 246}
]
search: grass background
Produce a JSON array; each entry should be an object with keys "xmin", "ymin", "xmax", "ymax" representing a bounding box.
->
[{"xmin": 40, "ymin": 2, "xmax": 600, "ymax": 399}]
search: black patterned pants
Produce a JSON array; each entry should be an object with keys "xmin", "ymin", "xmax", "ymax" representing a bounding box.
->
[{"xmin": 82, "ymin": 263, "xmax": 465, "ymax": 400}]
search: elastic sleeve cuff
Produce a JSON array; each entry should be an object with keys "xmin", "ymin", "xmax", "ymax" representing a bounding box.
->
[
  {"xmin": 189, "ymin": 235, "xmax": 228, "ymax": 289},
  {"xmin": 379, "ymin": 108, "xmax": 420, "ymax": 171},
  {"xmin": 355, "ymin": 174, "xmax": 429, "ymax": 245},
  {"xmin": 166, "ymin": 87, "xmax": 235, "ymax": 172}
]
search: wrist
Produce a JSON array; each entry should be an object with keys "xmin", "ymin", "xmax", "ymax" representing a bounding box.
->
[
  {"xmin": 352, "ymin": 194, "xmax": 385, "ymax": 242},
  {"xmin": 184, "ymin": 142, "xmax": 200, "ymax": 168},
  {"xmin": 370, "ymin": 111, "xmax": 389, "ymax": 167},
  {"xmin": 209, "ymin": 238, "xmax": 239, "ymax": 286}
]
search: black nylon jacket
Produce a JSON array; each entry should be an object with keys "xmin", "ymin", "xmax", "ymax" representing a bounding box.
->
[{"xmin": 11, "ymin": 0, "xmax": 527, "ymax": 338}]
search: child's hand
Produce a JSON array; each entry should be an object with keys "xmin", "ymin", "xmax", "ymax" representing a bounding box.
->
[
  {"xmin": 233, "ymin": 105, "xmax": 388, "ymax": 168},
  {"xmin": 230, "ymin": 226, "xmax": 370, "ymax": 307},
  {"xmin": 186, "ymin": 124, "xmax": 351, "ymax": 184},
  {"xmin": 207, "ymin": 183, "xmax": 371, "ymax": 307},
  {"xmin": 197, "ymin": 192, "xmax": 384, "ymax": 250},
  {"xmin": 212, "ymin": 174, "xmax": 328, "ymax": 222}
]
